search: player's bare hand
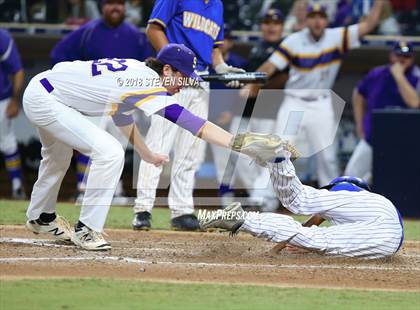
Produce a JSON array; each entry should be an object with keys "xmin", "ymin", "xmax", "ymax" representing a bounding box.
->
[
  {"xmin": 285, "ymin": 244, "xmax": 311, "ymax": 254},
  {"xmin": 6, "ymin": 98, "xmax": 20, "ymax": 118},
  {"xmin": 144, "ymin": 153, "xmax": 169, "ymax": 167},
  {"xmin": 240, "ymin": 84, "xmax": 259, "ymax": 99},
  {"xmin": 390, "ymin": 62, "xmax": 405, "ymax": 78}
]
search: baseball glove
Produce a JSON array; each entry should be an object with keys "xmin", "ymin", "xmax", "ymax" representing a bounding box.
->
[{"xmin": 230, "ymin": 132, "xmax": 300, "ymax": 165}]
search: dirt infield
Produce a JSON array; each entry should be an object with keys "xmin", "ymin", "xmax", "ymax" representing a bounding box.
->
[{"xmin": 1, "ymin": 225, "xmax": 419, "ymax": 291}]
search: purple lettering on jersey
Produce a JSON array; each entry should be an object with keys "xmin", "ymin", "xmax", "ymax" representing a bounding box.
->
[{"xmin": 91, "ymin": 59, "xmax": 128, "ymax": 76}]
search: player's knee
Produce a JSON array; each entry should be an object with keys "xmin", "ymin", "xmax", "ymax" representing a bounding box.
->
[{"xmin": 107, "ymin": 143, "xmax": 125, "ymax": 166}]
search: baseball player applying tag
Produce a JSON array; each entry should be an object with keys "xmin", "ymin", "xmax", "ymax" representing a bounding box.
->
[{"xmin": 23, "ymin": 43, "xmax": 283, "ymax": 251}]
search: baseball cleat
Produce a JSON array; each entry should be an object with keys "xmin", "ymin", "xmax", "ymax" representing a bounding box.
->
[
  {"xmin": 12, "ymin": 187, "xmax": 27, "ymax": 200},
  {"xmin": 230, "ymin": 132, "xmax": 300, "ymax": 165},
  {"xmin": 200, "ymin": 202, "xmax": 245, "ymax": 232},
  {"xmin": 71, "ymin": 226, "xmax": 111, "ymax": 251},
  {"xmin": 132, "ymin": 211, "xmax": 152, "ymax": 230},
  {"xmin": 26, "ymin": 215, "xmax": 72, "ymax": 242},
  {"xmin": 171, "ymin": 214, "xmax": 201, "ymax": 231}
]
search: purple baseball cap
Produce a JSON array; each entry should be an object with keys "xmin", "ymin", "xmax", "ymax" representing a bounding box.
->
[
  {"xmin": 392, "ymin": 41, "xmax": 415, "ymax": 56},
  {"xmin": 263, "ymin": 8, "xmax": 284, "ymax": 23},
  {"xmin": 157, "ymin": 44, "xmax": 203, "ymax": 81},
  {"xmin": 307, "ymin": 3, "xmax": 328, "ymax": 18}
]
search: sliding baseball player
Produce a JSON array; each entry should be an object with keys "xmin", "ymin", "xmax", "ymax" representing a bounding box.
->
[{"xmin": 202, "ymin": 141, "xmax": 404, "ymax": 259}]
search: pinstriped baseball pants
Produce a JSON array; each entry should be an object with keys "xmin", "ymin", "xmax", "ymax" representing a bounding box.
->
[{"xmin": 240, "ymin": 158, "xmax": 403, "ymax": 259}]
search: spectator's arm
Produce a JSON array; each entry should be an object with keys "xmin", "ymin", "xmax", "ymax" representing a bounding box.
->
[
  {"xmin": 145, "ymin": 23, "xmax": 169, "ymax": 51},
  {"xmin": 353, "ymin": 89, "xmax": 367, "ymax": 140},
  {"xmin": 357, "ymin": 0, "xmax": 384, "ymax": 37},
  {"xmin": 240, "ymin": 61, "xmax": 278, "ymax": 98},
  {"xmin": 390, "ymin": 63, "xmax": 420, "ymax": 108},
  {"xmin": 6, "ymin": 69, "xmax": 24, "ymax": 118}
]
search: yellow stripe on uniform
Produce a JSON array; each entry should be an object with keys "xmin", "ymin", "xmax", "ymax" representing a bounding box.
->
[
  {"xmin": 214, "ymin": 41, "xmax": 224, "ymax": 45},
  {"xmin": 274, "ymin": 50, "xmax": 289, "ymax": 63},
  {"xmin": 292, "ymin": 46, "xmax": 339, "ymax": 59},
  {"xmin": 121, "ymin": 87, "xmax": 167, "ymax": 101},
  {"xmin": 5, "ymin": 159, "xmax": 21, "ymax": 169},
  {"xmin": 291, "ymin": 59, "xmax": 342, "ymax": 72},
  {"xmin": 148, "ymin": 18, "xmax": 166, "ymax": 28},
  {"xmin": 135, "ymin": 96, "xmax": 156, "ymax": 107}
]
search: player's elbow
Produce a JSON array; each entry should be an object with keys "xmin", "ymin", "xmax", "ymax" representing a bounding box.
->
[{"xmin": 146, "ymin": 23, "xmax": 164, "ymax": 41}]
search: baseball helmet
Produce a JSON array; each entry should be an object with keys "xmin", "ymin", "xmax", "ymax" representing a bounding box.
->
[{"xmin": 321, "ymin": 176, "xmax": 371, "ymax": 192}]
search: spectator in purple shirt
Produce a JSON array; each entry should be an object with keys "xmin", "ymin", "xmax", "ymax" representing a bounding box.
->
[
  {"xmin": 0, "ymin": 29, "xmax": 25, "ymax": 199},
  {"xmin": 345, "ymin": 41, "xmax": 420, "ymax": 181},
  {"xmin": 51, "ymin": 0, "xmax": 153, "ymax": 64},
  {"xmin": 50, "ymin": 0, "xmax": 154, "ymax": 200}
]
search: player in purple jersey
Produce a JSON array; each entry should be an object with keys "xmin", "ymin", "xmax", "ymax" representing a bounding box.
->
[
  {"xmin": 51, "ymin": 0, "xmax": 154, "ymax": 200},
  {"xmin": 345, "ymin": 41, "xmax": 420, "ymax": 180},
  {"xmin": 133, "ymin": 0, "xmax": 245, "ymax": 231},
  {"xmin": 0, "ymin": 29, "xmax": 25, "ymax": 199}
]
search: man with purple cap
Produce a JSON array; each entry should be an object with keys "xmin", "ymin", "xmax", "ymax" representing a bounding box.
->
[
  {"xmin": 0, "ymin": 28, "xmax": 26, "ymax": 199},
  {"xmin": 243, "ymin": 0, "xmax": 384, "ymax": 188},
  {"xmin": 22, "ymin": 44, "xmax": 282, "ymax": 251},
  {"xmin": 345, "ymin": 41, "xmax": 420, "ymax": 180}
]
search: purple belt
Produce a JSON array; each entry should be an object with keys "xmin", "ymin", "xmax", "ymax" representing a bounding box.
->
[{"xmin": 40, "ymin": 78, "xmax": 54, "ymax": 93}]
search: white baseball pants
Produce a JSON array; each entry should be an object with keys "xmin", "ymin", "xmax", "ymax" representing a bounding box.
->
[
  {"xmin": 23, "ymin": 75, "xmax": 124, "ymax": 232},
  {"xmin": 135, "ymin": 82, "xmax": 209, "ymax": 218},
  {"xmin": 274, "ymin": 95, "xmax": 339, "ymax": 186},
  {"xmin": 344, "ymin": 139, "xmax": 372, "ymax": 181},
  {"xmin": 0, "ymin": 97, "xmax": 18, "ymax": 155}
]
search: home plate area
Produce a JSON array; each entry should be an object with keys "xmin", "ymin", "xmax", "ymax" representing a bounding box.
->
[{"xmin": 0, "ymin": 226, "xmax": 419, "ymax": 291}]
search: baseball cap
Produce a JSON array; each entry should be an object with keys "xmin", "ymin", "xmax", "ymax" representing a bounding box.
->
[
  {"xmin": 392, "ymin": 41, "xmax": 415, "ymax": 56},
  {"xmin": 307, "ymin": 2, "xmax": 328, "ymax": 18},
  {"xmin": 262, "ymin": 8, "xmax": 284, "ymax": 23},
  {"xmin": 157, "ymin": 44, "xmax": 203, "ymax": 81}
]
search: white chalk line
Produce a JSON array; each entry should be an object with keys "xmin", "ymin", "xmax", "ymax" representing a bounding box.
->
[
  {"xmin": 0, "ymin": 238, "xmax": 178, "ymax": 252},
  {"xmin": 1, "ymin": 237, "xmax": 420, "ymax": 271},
  {"xmin": 1, "ymin": 256, "xmax": 420, "ymax": 271}
]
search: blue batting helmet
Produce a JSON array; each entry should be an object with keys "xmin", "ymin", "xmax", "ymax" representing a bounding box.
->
[{"xmin": 321, "ymin": 176, "xmax": 371, "ymax": 192}]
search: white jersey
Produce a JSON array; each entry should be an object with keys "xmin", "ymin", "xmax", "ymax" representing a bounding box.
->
[
  {"xmin": 42, "ymin": 58, "xmax": 176, "ymax": 125},
  {"xmin": 269, "ymin": 24, "xmax": 360, "ymax": 95},
  {"xmin": 240, "ymin": 157, "xmax": 403, "ymax": 259}
]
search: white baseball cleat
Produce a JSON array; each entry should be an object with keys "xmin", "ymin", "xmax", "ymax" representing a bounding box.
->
[
  {"xmin": 200, "ymin": 202, "xmax": 245, "ymax": 232},
  {"xmin": 71, "ymin": 226, "xmax": 111, "ymax": 251},
  {"xmin": 26, "ymin": 216, "xmax": 72, "ymax": 242}
]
